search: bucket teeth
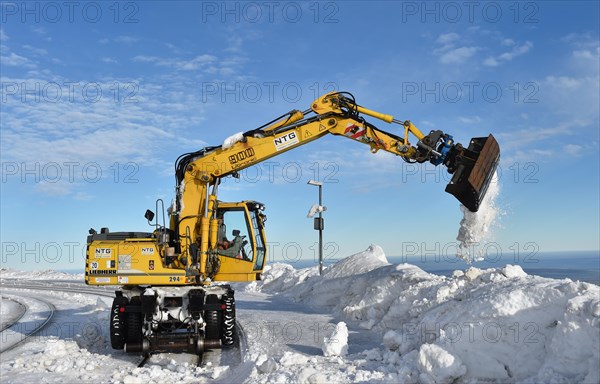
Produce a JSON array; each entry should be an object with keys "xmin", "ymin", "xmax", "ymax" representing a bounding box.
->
[{"xmin": 445, "ymin": 134, "xmax": 500, "ymax": 212}]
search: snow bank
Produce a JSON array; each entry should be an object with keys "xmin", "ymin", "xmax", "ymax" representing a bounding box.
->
[
  {"xmin": 0, "ymin": 268, "xmax": 84, "ymax": 281},
  {"xmin": 250, "ymin": 245, "xmax": 600, "ymax": 383},
  {"xmin": 245, "ymin": 262, "xmax": 319, "ymax": 293},
  {"xmin": 323, "ymin": 244, "xmax": 389, "ymax": 279},
  {"xmin": 0, "ymin": 297, "xmax": 24, "ymax": 328},
  {"xmin": 5, "ymin": 337, "xmax": 222, "ymax": 384},
  {"xmin": 418, "ymin": 343, "xmax": 466, "ymax": 384}
]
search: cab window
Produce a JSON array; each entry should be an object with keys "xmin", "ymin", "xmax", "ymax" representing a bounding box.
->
[{"xmin": 217, "ymin": 209, "xmax": 252, "ymax": 261}]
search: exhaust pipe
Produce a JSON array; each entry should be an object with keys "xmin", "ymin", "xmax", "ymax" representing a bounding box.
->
[{"xmin": 445, "ymin": 134, "xmax": 500, "ymax": 212}]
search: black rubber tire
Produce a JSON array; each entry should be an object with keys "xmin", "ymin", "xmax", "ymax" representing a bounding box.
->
[
  {"xmin": 204, "ymin": 294, "xmax": 221, "ymax": 340},
  {"xmin": 126, "ymin": 296, "xmax": 143, "ymax": 344},
  {"xmin": 110, "ymin": 296, "xmax": 129, "ymax": 349},
  {"xmin": 221, "ymin": 291, "xmax": 236, "ymax": 347}
]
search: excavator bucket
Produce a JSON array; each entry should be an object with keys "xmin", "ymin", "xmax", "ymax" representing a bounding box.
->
[{"xmin": 445, "ymin": 134, "xmax": 500, "ymax": 212}]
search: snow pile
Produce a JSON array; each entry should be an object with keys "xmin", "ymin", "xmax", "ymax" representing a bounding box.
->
[
  {"xmin": 5, "ymin": 337, "xmax": 223, "ymax": 384},
  {"xmin": 322, "ymin": 322, "xmax": 349, "ymax": 357},
  {"xmin": 251, "ymin": 245, "xmax": 600, "ymax": 383},
  {"xmin": 323, "ymin": 244, "xmax": 389, "ymax": 279},
  {"xmin": 456, "ymin": 172, "xmax": 501, "ymax": 263},
  {"xmin": 0, "ymin": 268, "xmax": 84, "ymax": 281},
  {"xmin": 244, "ymin": 262, "xmax": 319, "ymax": 293},
  {"xmin": 222, "ymin": 131, "xmax": 244, "ymax": 149},
  {"xmin": 418, "ymin": 344, "xmax": 466, "ymax": 384},
  {"xmin": 0, "ymin": 297, "xmax": 24, "ymax": 329},
  {"xmin": 246, "ymin": 244, "xmax": 388, "ymax": 295}
]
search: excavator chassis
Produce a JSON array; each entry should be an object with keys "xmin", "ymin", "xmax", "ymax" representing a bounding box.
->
[
  {"xmin": 445, "ymin": 134, "xmax": 500, "ymax": 212},
  {"xmin": 109, "ymin": 285, "xmax": 236, "ymax": 356}
]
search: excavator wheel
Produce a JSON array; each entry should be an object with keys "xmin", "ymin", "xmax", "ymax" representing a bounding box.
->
[
  {"xmin": 221, "ymin": 290, "xmax": 236, "ymax": 347},
  {"xmin": 204, "ymin": 294, "xmax": 221, "ymax": 340},
  {"xmin": 126, "ymin": 296, "xmax": 143, "ymax": 346},
  {"xmin": 110, "ymin": 296, "xmax": 129, "ymax": 349}
]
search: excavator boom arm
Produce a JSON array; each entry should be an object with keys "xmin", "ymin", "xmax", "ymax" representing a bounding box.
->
[{"xmin": 171, "ymin": 92, "xmax": 499, "ymax": 276}]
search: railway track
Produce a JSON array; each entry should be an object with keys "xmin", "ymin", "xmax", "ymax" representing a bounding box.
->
[
  {"xmin": 0, "ymin": 294, "xmax": 56, "ymax": 354},
  {"xmin": 0, "ymin": 280, "xmax": 248, "ymax": 376}
]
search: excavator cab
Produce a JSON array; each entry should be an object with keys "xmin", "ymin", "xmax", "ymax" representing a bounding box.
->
[
  {"xmin": 212, "ymin": 201, "xmax": 267, "ymax": 281},
  {"xmin": 445, "ymin": 134, "xmax": 500, "ymax": 212}
]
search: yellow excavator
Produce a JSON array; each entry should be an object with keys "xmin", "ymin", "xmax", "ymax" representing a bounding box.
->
[{"xmin": 85, "ymin": 92, "xmax": 499, "ymax": 357}]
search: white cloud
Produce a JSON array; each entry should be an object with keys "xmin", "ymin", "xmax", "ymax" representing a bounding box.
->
[
  {"xmin": 497, "ymin": 121, "xmax": 590, "ymax": 158},
  {"xmin": 31, "ymin": 26, "xmax": 51, "ymax": 41},
  {"xmin": 573, "ymin": 48, "xmax": 600, "ymax": 60},
  {"xmin": 436, "ymin": 33, "xmax": 460, "ymax": 44},
  {"xmin": 74, "ymin": 191, "xmax": 94, "ymax": 201},
  {"xmin": 564, "ymin": 144, "xmax": 583, "ymax": 157},
  {"xmin": 544, "ymin": 75, "xmax": 582, "ymax": 89},
  {"xmin": 499, "ymin": 41, "xmax": 533, "ymax": 60},
  {"xmin": 543, "ymin": 74, "xmax": 599, "ymax": 118},
  {"xmin": 0, "ymin": 52, "xmax": 34, "ymax": 67},
  {"xmin": 1, "ymin": 75, "xmax": 210, "ymax": 197},
  {"xmin": 101, "ymin": 57, "xmax": 118, "ymax": 64},
  {"xmin": 131, "ymin": 55, "xmax": 156, "ymax": 63},
  {"xmin": 501, "ymin": 38, "xmax": 515, "ymax": 46},
  {"xmin": 35, "ymin": 181, "xmax": 74, "ymax": 196},
  {"xmin": 0, "ymin": 29, "xmax": 8, "ymax": 42},
  {"xmin": 483, "ymin": 57, "xmax": 499, "ymax": 67},
  {"xmin": 458, "ymin": 116, "xmax": 481, "ymax": 124},
  {"xmin": 433, "ymin": 33, "xmax": 477, "ymax": 64},
  {"xmin": 440, "ymin": 46, "xmax": 478, "ymax": 64},
  {"xmin": 132, "ymin": 54, "xmax": 219, "ymax": 71},
  {"xmin": 99, "ymin": 36, "xmax": 139, "ymax": 45},
  {"xmin": 484, "ymin": 41, "xmax": 533, "ymax": 66},
  {"xmin": 32, "ymin": 27, "xmax": 47, "ymax": 35},
  {"xmin": 22, "ymin": 45, "xmax": 47, "ymax": 56},
  {"xmin": 561, "ymin": 32, "xmax": 599, "ymax": 49},
  {"xmin": 225, "ymin": 35, "xmax": 243, "ymax": 53},
  {"xmin": 114, "ymin": 35, "xmax": 138, "ymax": 44}
]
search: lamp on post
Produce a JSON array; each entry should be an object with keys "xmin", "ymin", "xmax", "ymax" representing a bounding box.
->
[{"xmin": 307, "ymin": 180, "xmax": 325, "ymax": 275}]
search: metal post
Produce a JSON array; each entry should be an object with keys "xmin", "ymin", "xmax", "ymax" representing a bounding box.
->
[
  {"xmin": 307, "ymin": 180, "xmax": 325, "ymax": 276},
  {"xmin": 318, "ymin": 184, "xmax": 323, "ymax": 276}
]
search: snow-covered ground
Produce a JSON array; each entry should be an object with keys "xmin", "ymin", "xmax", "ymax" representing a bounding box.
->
[
  {"xmin": 0, "ymin": 268, "xmax": 84, "ymax": 281},
  {"xmin": 1, "ymin": 297, "xmax": 25, "ymax": 331},
  {"xmin": 1, "ymin": 245, "xmax": 598, "ymax": 383}
]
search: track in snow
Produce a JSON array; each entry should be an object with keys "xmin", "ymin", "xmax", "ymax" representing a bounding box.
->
[
  {"xmin": 0, "ymin": 280, "xmax": 248, "ymax": 375},
  {"xmin": 0, "ymin": 296, "xmax": 26, "ymax": 332},
  {"xmin": 0, "ymin": 294, "xmax": 56, "ymax": 353}
]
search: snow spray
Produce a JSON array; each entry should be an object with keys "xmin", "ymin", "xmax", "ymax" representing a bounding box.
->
[{"xmin": 456, "ymin": 171, "xmax": 501, "ymax": 263}]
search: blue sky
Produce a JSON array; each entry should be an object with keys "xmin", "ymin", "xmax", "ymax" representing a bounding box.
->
[{"xmin": 1, "ymin": 1, "xmax": 598, "ymax": 271}]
